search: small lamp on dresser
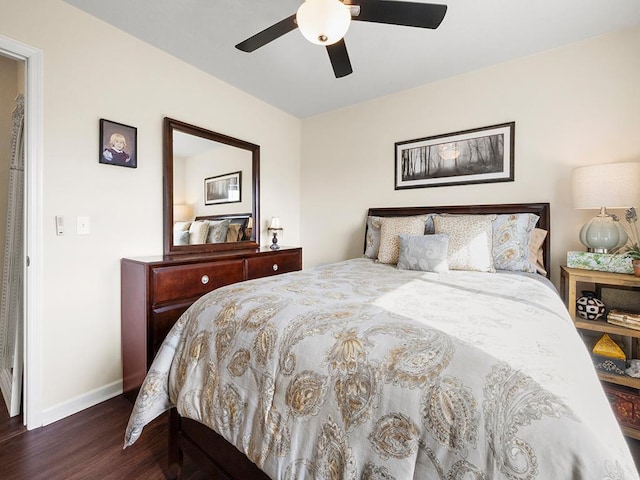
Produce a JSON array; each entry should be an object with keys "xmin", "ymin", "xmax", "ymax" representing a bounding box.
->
[{"xmin": 268, "ymin": 217, "xmax": 283, "ymax": 250}]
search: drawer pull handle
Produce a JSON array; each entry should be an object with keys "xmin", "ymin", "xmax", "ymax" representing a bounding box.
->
[
  {"xmin": 201, "ymin": 275, "xmax": 210, "ymax": 285},
  {"xmin": 272, "ymin": 264, "xmax": 279, "ymax": 272}
]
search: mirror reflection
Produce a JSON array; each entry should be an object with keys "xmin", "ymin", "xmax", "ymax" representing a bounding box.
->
[{"xmin": 164, "ymin": 117, "xmax": 260, "ymax": 255}]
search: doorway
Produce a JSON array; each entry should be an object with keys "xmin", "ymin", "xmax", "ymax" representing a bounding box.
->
[
  {"xmin": 0, "ymin": 33, "xmax": 43, "ymax": 430},
  {"xmin": 0, "ymin": 53, "xmax": 24, "ymax": 419}
]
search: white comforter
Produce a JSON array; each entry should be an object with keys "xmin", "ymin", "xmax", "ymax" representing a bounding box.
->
[{"xmin": 125, "ymin": 258, "xmax": 639, "ymax": 479}]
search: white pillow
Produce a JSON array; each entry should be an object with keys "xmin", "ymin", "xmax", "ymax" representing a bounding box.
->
[
  {"xmin": 433, "ymin": 214, "xmax": 496, "ymax": 272},
  {"xmin": 189, "ymin": 220, "xmax": 210, "ymax": 244},
  {"xmin": 173, "ymin": 221, "xmax": 191, "ymax": 233}
]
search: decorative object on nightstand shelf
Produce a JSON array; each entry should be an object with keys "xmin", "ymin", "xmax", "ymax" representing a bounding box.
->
[
  {"xmin": 607, "ymin": 309, "xmax": 640, "ymax": 331},
  {"xmin": 576, "ymin": 290, "xmax": 605, "ymax": 320},
  {"xmin": 566, "ymin": 250, "xmax": 633, "ymax": 274},
  {"xmin": 268, "ymin": 216, "xmax": 283, "ymax": 250},
  {"xmin": 571, "ymin": 162, "xmax": 640, "ymax": 253},
  {"xmin": 592, "ymin": 333, "xmax": 627, "ymax": 376},
  {"xmin": 626, "ymin": 359, "xmax": 640, "ymax": 378}
]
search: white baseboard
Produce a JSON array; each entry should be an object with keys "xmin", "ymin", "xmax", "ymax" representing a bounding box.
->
[{"xmin": 41, "ymin": 379, "xmax": 123, "ymax": 426}]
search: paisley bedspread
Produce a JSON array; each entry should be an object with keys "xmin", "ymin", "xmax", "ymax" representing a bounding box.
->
[{"xmin": 125, "ymin": 258, "xmax": 639, "ymax": 479}]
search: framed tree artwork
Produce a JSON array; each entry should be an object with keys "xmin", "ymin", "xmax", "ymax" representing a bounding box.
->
[{"xmin": 395, "ymin": 122, "xmax": 514, "ymax": 189}]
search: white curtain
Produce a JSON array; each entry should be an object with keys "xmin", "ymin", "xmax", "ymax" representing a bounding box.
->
[{"xmin": 0, "ymin": 94, "xmax": 24, "ymax": 370}]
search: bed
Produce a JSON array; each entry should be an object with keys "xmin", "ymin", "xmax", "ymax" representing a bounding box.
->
[{"xmin": 125, "ymin": 203, "xmax": 639, "ymax": 479}]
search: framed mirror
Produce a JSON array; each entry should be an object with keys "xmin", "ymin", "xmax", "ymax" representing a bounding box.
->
[{"xmin": 163, "ymin": 117, "xmax": 260, "ymax": 255}]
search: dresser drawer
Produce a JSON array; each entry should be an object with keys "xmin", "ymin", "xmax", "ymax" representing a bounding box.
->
[
  {"xmin": 246, "ymin": 250, "xmax": 301, "ymax": 280},
  {"xmin": 149, "ymin": 302, "xmax": 191, "ymax": 360},
  {"xmin": 152, "ymin": 260, "xmax": 244, "ymax": 304}
]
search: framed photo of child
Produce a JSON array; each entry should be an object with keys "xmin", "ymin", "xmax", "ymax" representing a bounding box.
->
[{"xmin": 99, "ymin": 119, "xmax": 137, "ymax": 168}]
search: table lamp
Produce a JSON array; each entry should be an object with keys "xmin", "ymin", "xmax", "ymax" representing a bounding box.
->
[
  {"xmin": 572, "ymin": 162, "xmax": 640, "ymax": 253},
  {"xmin": 173, "ymin": 203, "xmax": 193, "ymax": 222},
  {"xmin": 268, "ymin": 217, "xmax": 283, "ymax": 250}
]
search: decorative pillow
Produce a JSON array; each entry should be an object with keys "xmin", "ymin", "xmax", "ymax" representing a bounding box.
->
[
  {"xmin": 397, "ymin": 234, "xmax": 449, "ymax": 273},
  {"xmin": 174, "ymin": 230, "xmax": 190, "ymax": 245},
  {"xmin": 173, "ymin": 221, "xmax": 191, "ymax": 233},
  {"xmin": 528, "ymin": 228, "xmax": 548, "ymax": 276},
  {"xmin": 365, "ymin": 214, "xmax": 435, "ymax": 260},
  {"xmin": 378, "ymin": 215, "xmax": 429, "ymax": 264},
  {"xmin": 227, "ymin": 223, "xmax": 242, "ymax": 242},
  {"xmin": 364, "ymin": 216, "xmax": 383, "ymax": 259},
  {"xmin": 206, "ymin": 219, "xmax": 230, "ymax": 243},
  {"xmin": 434, "ymin": 214, "xmax": 497, "ymax": 272},
  {"xmin": 189, "ymin": 220, "xmax": 210, "ymax": 244},
  {"xmin": 492, "ymin": 213, "xmax": 540, "ymax": 272}
]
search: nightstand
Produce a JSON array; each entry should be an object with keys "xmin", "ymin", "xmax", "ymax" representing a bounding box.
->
[{"xmin": 560, "ymin": 266, "xmax": 640, "ymax": 439}]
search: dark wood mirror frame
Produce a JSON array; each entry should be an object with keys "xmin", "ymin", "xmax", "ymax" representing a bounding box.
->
[{"xmin": 163, "ymin": 117, "xmax": 260, "ymax": 255}]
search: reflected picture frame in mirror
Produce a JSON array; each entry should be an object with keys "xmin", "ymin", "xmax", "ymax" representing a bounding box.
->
[{"xmin": 163, "ymin": 117, "xmax": 260, "ymax": 255}]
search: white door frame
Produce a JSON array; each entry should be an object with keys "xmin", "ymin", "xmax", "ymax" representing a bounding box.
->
[{"xmin": 0, "ymin": 34, "xmax": 43, "ymax": 430}]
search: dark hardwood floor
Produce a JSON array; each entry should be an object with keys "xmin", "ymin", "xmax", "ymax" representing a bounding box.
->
[
  {"xmin": 0, "ymin": 395, "xmax": 208, "ymax": 480},
  {"xmin": 1, "ymin": 395, "xmax": 640, "ymax": 479}
]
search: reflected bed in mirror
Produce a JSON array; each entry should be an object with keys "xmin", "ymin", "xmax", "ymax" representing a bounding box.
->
[
  {"xmin": 164, "ymin": 117, "xmax": 260, "ymax": 255},
  {"xmin": 173, "ymin": 213, "xmax": 253, "ymax": 246}
]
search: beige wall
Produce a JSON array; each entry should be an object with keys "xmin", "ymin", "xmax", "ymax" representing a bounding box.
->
[
  {"xmin": 301, "ymin": 26, "xmax": 640, "ymax": 286},
  {"xmin": 0, "ymin": 0, "xmax": 301, "ymax": 416}
]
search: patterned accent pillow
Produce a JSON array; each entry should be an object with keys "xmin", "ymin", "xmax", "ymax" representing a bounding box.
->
[
  {"xmin": 397, "ymin": 234, "xmax": 450, "ymax": 273},
  {"xmin": 206, "ymin": 219, "xmax": 230, "ymax": 243},
  {"xmin": 189, "ymin": 220, "xmax": 210, "ymax": 244},
  {"xmin": 528, "ymin": 228, "xmax": 548, "ymax": 276},
  {"xmin": 173, "ymin": 230, "xmax": 190, "ymax": 245},
  {"xmin": 492, "ymin": 213, "xmax": 540, "ymax": 272},
  {"xmin": 226, "ymin": 223, "xmax": 242, "ymax": 242},
  {"xmin": 378, "ymin": 215, "xmax": 429, "ymax": 264},
  {"xmin": 364, "ymin": 216, "xmax": 383, "ymax": 259},
  {"xmin": 434, "ymin": 214, "xmax": 497, "ymax": 272},
  {"xmin": 365, "ymin": 214, "xmax": 436, "ymax": 259}
]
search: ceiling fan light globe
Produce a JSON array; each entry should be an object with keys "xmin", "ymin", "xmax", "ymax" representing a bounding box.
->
[{"xmin": 296, "ymin": 0, "xmax": 351, "ymax": 46}]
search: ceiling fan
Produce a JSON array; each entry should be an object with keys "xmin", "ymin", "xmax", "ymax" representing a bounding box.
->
[{"xmin": 235, "ymin": 0, "xmax": 447, "ymax": 78}]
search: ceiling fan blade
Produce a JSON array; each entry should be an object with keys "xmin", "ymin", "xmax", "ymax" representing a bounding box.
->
[
  {"xmin": 235, "ymin": 14, "xmax": 298, "ymax": 52},
  {"xmin": 345, "ymin": 0, "xmax": 447, "ymax": 29},
  {"xmin": 326, "ymin": 40, "xmax": 353, "ymax": 78}
]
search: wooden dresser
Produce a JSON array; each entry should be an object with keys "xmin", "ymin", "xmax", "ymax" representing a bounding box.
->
[{"xmin": 121, "ymin": 246, "xmax": 302, "ymax": 401}]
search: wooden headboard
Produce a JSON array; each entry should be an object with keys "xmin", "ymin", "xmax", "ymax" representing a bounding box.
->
[{"xmin": 366, "ymin": 203, "xmax": 551, "ymax": 278}]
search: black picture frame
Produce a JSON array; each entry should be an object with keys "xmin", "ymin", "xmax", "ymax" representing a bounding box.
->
[
  {"xmin": 99, "ymin": 119, "xmax": 137, "ymax": 168},
  {"xmin": 394, "ymin": 122, "xmax": 515, "ymax": 189},
  {"xmin": 204, "ymin": 171, "xmax": 242, "ymax": 205}
]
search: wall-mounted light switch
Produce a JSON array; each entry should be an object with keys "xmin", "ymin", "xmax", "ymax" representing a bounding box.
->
[
  {"xmin": 77, "ymin": 216, "xmax": 90, "ymax": 235},
  {"xmin": 55, "ymin": 216, "xmax": 64, "ymax": 236}
]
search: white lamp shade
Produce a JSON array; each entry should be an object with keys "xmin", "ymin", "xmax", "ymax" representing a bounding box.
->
[
  {"xmin": 268, "ymin": 216, "xmax": 282, "ymax": 229},
  {"xmin": 572, "ymin": 162, "xmax": 640, "ymax": 209},
  {"xmin": 173, "ymin": 204, "xmax": 193, "ymax": 222},
  {"xmin": 296, "ymin": 0, "xmax": 351, "ymax": 46}
]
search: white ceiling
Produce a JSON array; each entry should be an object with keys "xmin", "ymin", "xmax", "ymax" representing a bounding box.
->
[{"xmin": 63, "ymin": 0, "xmax": 640, "ymax": 118}]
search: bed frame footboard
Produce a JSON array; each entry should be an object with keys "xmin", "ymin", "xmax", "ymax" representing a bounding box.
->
[{"xmin": 168, "ymin": 408, "xmax": 271, "ymax": 479}]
